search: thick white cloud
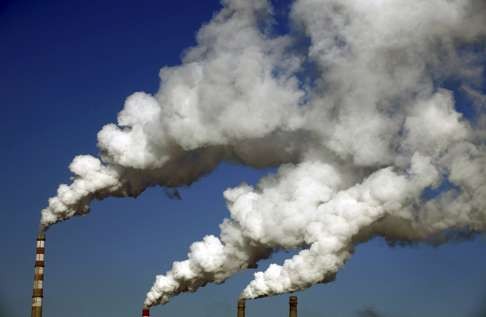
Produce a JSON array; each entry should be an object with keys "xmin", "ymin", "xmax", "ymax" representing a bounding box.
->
[{"xmin": 38, "ymin": 0, "xmax": 486, "ymax": 308}]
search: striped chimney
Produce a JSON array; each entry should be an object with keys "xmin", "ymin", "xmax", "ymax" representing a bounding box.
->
[
  {"xmin": 32, "ymin": 231, "xmax": 46, "ymax": 317},
  {"xmin": 237, "ymin": 299, "xmax": 245, "ymax": 317},
  {"xmin": 289, "ymin": 296, "xmax": 298, "ymax": 317},
  {"xmin": 142, "ymin": 308, "xmax": 150, "ymax": 317}
]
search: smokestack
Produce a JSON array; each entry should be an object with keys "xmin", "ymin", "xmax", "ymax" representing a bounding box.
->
[
  {"xmin": 289, "ymin": 296, "xmax": 297, "ymax": 317},
  {"xmin": 32, "ymin": 231, "xmax": 45, "ymax": 317},
  {"xmin": 142, "ymin": 308, "xmax": 150, "ymax": 317},
  {"xmin": 237, "ymin": 299, "xmax": 245, "ymax": 317}
]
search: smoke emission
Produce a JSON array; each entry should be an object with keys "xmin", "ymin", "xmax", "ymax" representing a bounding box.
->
[{"xmin": 39, "ymin": 0, "xmax": 486, "ymax": 308}]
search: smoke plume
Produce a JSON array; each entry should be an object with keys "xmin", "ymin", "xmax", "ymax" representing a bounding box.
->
[{"xmin": 39, "ymin": 0, "xmax": 486, "ymax": 308}]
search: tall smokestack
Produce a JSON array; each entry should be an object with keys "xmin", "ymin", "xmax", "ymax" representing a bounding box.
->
[
  {"xmin": 32, "ymin": 231, "xmax": 45, "ymax": 317},
  {"xmin": 289, "ymin": 296, "xmax": 297, "ymax": 317},
  {"xmin": 142, "ymin": 308, "xmax": 150, "ymax": 317},
  {"xmin": 237, "ymin": 299, "xmax": 245, "ymax": 317}
]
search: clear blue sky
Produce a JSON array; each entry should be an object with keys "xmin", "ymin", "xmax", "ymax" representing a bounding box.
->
[{"xmin": 1, "ymin": 1, "xmax": 485, "ymax": 317}]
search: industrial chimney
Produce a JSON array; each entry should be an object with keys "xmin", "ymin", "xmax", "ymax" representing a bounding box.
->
[
  {"xmin": 142, "ymin": 308, "xmax": 150, "ymax": 317},
  {"xmin": 289, "ymin": 296, "xmax": 297, "ymax": 317},
  {"xmin": 31, "ymin": 231, "xmax": 46, "ymax": 317},
  {"xmin": 237, "ymin": 299, "xmax": 245, "ymax": 317}
]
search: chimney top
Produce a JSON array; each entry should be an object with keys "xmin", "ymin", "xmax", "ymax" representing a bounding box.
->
[
  {"xmin": 289, "ymin": 296, "xmax": 298, "ymax": 304},
  {"xmin": 37, "ymin": 231, "xmax": 46, "ymax": 241}
]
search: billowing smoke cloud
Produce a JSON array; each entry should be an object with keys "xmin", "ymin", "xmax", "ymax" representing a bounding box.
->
[
  {"xmin": 39, "ymin": 0, "xmax": 486, "ymax": 309},
  {"xmin": 40, "ymin": 0, "xmax": 306, "ymax": 228}
]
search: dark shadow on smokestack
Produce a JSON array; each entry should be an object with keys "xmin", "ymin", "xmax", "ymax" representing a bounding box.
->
[
  {"xmin": 237, "ymin": 299, "xmax": 245, "ymax": 317},
  {"xmin": 289, "ymin": 295, "xmax": 298, "ymax": 317},
  {"xmin": 31, "ymin": 230, "xmax": 45, "ymax": 317}
]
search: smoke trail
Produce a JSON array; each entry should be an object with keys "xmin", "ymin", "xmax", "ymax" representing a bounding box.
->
[
  {"xmin": 40, "ymin": 0, "xmax": 306, "ymax": 228},
  {"xmin": 38, "ymin": 0, "xmax": 485, "ymax": 308},
  {"xmin": 142, "ymin": 0, "xmax": 486, "ymax": 306}
]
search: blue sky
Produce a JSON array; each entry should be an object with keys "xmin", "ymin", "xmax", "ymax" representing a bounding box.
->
[{"xmin": 1, "ymin": 1, "xmax": 485, "ymax": 317}]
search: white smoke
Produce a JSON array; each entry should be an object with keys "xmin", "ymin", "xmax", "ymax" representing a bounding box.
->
[
  {"xmin": 40, "ymin": 0, "xmax": 306, "ymax": 227},
  {"xmin": 38, "ymin": 0, "xmax": 486, "ymax": 308}
]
